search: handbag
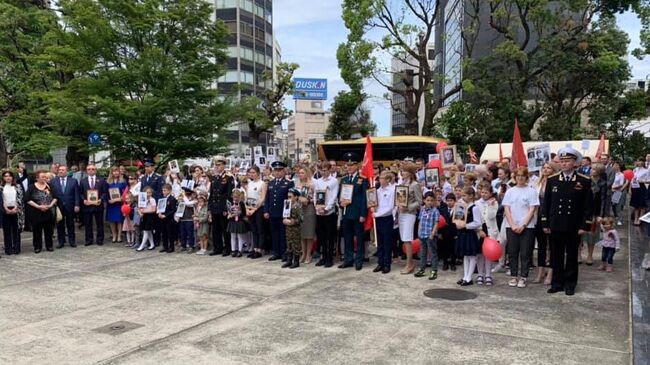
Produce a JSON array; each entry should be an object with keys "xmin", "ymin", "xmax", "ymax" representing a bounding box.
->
[{"xmin": 55, "ymin": 206, "xmax": 63, "ymax": 223}]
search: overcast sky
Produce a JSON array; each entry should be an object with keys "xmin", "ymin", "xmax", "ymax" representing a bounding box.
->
[{"xmin": 273, "ymin": 0, "xmax": 649, "ymax": 137}]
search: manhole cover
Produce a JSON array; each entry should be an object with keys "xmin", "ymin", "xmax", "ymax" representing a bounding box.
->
[
  {"xmin": 93, "ymin": 321, "xmax": 143, "ymax": 336},
  {"xmin": 423, "ymin": 288, "xmax": 478, "ymax": 301}
]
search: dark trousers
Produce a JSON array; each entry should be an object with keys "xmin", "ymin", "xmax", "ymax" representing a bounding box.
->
[
  {"xmin": 84, "ymin": 209, "xmax": 104, "ymax": 244},
  {"xmin": 601, "ymin": 247, "xmax": 616, "ymax": 265},
  {"xmin": 535, "ymin": 225, "xmax": 551, "ymax": 267},
  {"xmin": 56, "ymin": 208, "xmax": 76, "ymax": 245},
  {"xmin": 179, "ymin": 221, "xmax": 194, "ymax": 248},
  {"xmin": 211, "ymin": 212, "xmax": 230, "ymax": 253},
  {"xmin": 375, "ymin": 215, "xmax": 394, "ymax": 269},
  {"xmin": 161, "ymin": 218, "xmax": 177, "ymax": 251},
  {"xmin": 152, "ymin": 216, "xmax": 161, "ymax": 246},
  {"xmin": 33, "ymin": 220, "xmax": 54, "ymax": 250},
  {"xmin": 269, "ymin": 217, "xmax": 286, "ymax": 257},
  {"xmin": 342, "ymin": 218, "xmax": 364, "ymax": 266},
  {"xmin": 439, "ymin": 236, "xmax": 456, "ymax": 265},
  {"xmin": 506, "ymin": 228, "xmax": 535, "ymax": 278},
  {"xmin": 316, "ymin": 214, "xmax": 337, "ymax": 264},
  {"xmin": 550, "ymin": 231, "xmax": 580, "ymax": 290},
  {"xmin": 249, "ymin": 209, "xmax": 265, "ymax": 250},
  {"xmin": 2, "ymin": 214, "xmax": 21, "ymax": 254}
]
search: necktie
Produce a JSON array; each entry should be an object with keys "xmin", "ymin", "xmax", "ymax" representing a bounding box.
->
[
  {"xmin": 61, "ymin": 178, "xmax": 66, "ymax": 191},
  {"xmin": 90, "ymin": 177, "xmax": 95, "ymax": 189}
]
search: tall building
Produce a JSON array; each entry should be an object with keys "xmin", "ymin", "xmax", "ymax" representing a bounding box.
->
[
  {"xmin": 287, "ymin": 100, "xmax": 330, "ymax": 161},
  {"xmin": 215, "ymin": 0, "xmax": 275, "ymax": 155}
]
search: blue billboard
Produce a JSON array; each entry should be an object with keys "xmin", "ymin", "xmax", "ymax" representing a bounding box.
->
[{"xmin": 293, "ymin": 78, "xmax": 327, "ymax": 100}]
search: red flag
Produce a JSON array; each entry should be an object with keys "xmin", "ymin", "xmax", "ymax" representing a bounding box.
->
[
  {"xmin": 510, "ymin": 118, "xmax": 528, "ymax": 169},
  {"xmin": 468, "ymin": 146, "xmax": 478, "ymax": 164},
  {"xmin": 498, "ymin": 140, "xmax": 504, "ymax": 161},
  {"xmin": 361, "ymin": 136, "xmax": 374, "ymax": 231},
  {"xmin": 595, "ymin": 133, "xmax": 605, "ymax": 160}
]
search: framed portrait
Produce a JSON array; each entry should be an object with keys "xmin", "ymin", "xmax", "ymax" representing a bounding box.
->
[
  {"xmin": 282, "ymin": 199, "xmax": 292, "ymax": 218},
  {"xmin": 465, "ymin": 164, "xmax": 477, "ymax": 173},
  {"xmin": 174, "ymin": 202, "xmax": 185, "ymax": 218},
  {"xmin": 181, "ymin": 179, "xmax": 195, "ymax": 190},
  {"xmin": 428, "ymin": 153, "xmax": 440, "ymax": 162},
  {"xmin": 256, "ymin": 156, "xmax": 266, "ymax": 167},
  {"xmin": 240, "ymin": 161, "xmax": 250, "ymax": 171},
  {"xmin": 315, "ymin": 190, "xmax": 326, "ymax": 208},
  {"xmin": 108, "ymin": 187, "xmax": 121, "ymax": 202},
  {"xmin": 424, "ymin": 168, "xmax": 439, "ymax": 188},
  {"xmin": 87, "ymin": 189, "xmax": 99, "ymax": 203},
  {"xmin": 340, "ymin": 183, "xmax": 354, "ymax": 203},
  {"xmin": 138, "ymin": 192, "xmax": 148, "ymax": 208},
  {"xmin": 441, "ymin": 145, "xmax": 457, "ymax": 167},
  {"xmin": 365, "ymin": 188, "xmax": 378, "ymax": 208},
  {"xmin": 168, "ymin": 160, "xmax": 180, "ymax": 174},
  {"xmin": 226, "ymin": 158, "xmax": 233, "ymax": 171},
  {"xmin": 456, "ymin": 172, "xmax": 465, "ymax": 186},
  {"xmin": 156, "ymin": 198, "xmax": 167, "ymax": 214},
  {"xmin": 394, "ymin": 185, "xmax": 409, "ymax": 208},
  {"xmin": 246, "ymin": 197, "xmax": 257, "ymax": 208},
  {"xmin": 267, "ymin": 147, "xmax": 275, "ymax": 156}
]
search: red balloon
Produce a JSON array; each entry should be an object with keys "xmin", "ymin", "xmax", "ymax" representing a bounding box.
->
[
  {"xmin": 402, "ymin": 239, "xmax": 421, "ymax": 254},
  {"xmin": 121, "ymin": 204, "xmax": 131, "ymax": 216},
  {"xmin": 623, "ymin": 169, "xmax": 634, "ymax": 181},
  {"xmin": 438, "ymin": 215, "xmax": 447, "ymax": 229},
  {"xmin": 482, "ymin": 237, "xmax": 502, "ymax": 262},
  {"xmin": 427, "ymin": 159, "xmax": 442, "ymax": 169},
  {"xmin": 435, "ymin": 141, "xmax": 448, "ymax": 154}
]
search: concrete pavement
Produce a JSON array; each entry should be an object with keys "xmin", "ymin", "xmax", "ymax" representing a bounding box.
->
[{"xmin": 0, "ymin": 227, "xmax": 633, "ymax": 364}]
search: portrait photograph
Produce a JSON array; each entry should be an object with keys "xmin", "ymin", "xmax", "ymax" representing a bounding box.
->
[
  {"xmin": 168, "ymin": 159, "xmax": 180, "ymax": 174},
  {"xmin": 365, "ymin": 188, "xmax": 378, "ymax": 208},
  {"xmin": 315, "ymin": 190, "xmax": 326, "ymax": 208},
  {"xmin": 156, "ymin": 198, "xmax": 167, "ymax": 214},
  {"xmin": 138, "ymin": 192, "xmax": 148, "ymax": 208},
  {"xmin": 340, "ymin": 183, "xmax": 354, "ymax": 203},
  {"xmin": 395, "ymin": 185, "xmax": 409, "ymax": 208},
  {"xmin": 108, "ymin": 187, "xmax": 121, "ymax": 203},
  {"xmin": 87, "ymin": 189, "xmax": 99, "ymax": 203},
  {"xmin": 424, "ymin": 168, "xmax": 439, "ymax": 188},
  {"xmin": 175, "ymin": 202, "xmax": 185, "ymax": 218},
  {"xmin": 441, "ymin": 145, "xmax": 457, "ymax": 167},
  {"xmin": 282, "ymin": 199, "xmax": 292, "ymax": 218},
  {"xmin": 428, "ymin": 153, "xmax": 440, "ymax": 162},
  {"xmin": 246, "ymin": 197, "xmax": 258, "ymax": 208}
]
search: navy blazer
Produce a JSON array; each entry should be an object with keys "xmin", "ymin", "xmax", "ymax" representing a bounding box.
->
[
  {"xmin": 140, "ymin": 173, "xmax": 164, "ymax": 200},
  {"xmin": 79, "ymin": 175, "xmax": 107, "ymax": 212},
  {"xmin": 50, "ymin": 176, "xmax": 80, "ymax": 213}
]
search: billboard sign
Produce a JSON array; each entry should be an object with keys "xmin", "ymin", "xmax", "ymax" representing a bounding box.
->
[{"xmin": 293, "ymin": 78, "xmax": 327, "ymax": 100}]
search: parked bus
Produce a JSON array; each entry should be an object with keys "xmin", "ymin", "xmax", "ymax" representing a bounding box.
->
[{"xmin": 318, "ymin": 136, "xmax": 447, "ymax": 166}]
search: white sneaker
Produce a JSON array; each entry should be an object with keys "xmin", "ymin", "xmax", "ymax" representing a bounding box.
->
[
  {"xmin": 617, "ymin": 221, "xmax": 623, "ymax": 226},
  {"xmin": 491, "ymin": 263, "xmax": 504, "ymax": 273},
  {"xmin": 517, "ymin": 278, "xmax": 527, "ymax": 288},
  {"xmin": 196, "ymin": 249, "xmax": 207, "ymax": 255},
  {"xmin": 508, "ymin": 278, "xmax": 518, "ymax": 287}
]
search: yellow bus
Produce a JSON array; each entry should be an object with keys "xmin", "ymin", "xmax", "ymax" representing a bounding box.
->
[{"xmin": 318, "ymin": 136, "xmax": 447, "ymax": 165}]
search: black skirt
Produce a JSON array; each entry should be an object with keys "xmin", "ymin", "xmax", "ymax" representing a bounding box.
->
[
  {"xmin": 141, "ymin": 213, "xmax": 156, "ymax": 230},
  {"xmin": 227, "ymin": 219, "xmax": 249, "ymax": 234}
]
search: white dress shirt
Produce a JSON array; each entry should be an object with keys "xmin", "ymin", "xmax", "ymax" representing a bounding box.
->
[
  {"xmin": 374, "ymin": 183, "xmax": 396, "ymax": 218},
  {"xmin": 313, "ymin": 175, "xmax": 339, "ymax": 215}
]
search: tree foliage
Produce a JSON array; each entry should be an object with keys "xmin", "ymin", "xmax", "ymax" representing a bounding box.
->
[
  {"xmin": 0, "ymin": 0, "xmax": 66, "ymax": 167},
  {"xmin": 325, "ymin": 90, "xmax": 376, "ymax": 140},
  {"xmin": 42, "ymin": 0, "xmax": 233, "ymax": 167}
]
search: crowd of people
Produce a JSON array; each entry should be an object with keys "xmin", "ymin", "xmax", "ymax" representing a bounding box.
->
[{"xmin": 1, "ymin": 146, "xmax": 634, "ymax": 296}]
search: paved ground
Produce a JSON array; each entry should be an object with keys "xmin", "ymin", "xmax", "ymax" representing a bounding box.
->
[
  {"xmin": 631, "ymin": 223, "xmax": 650, "ymax": 365},
  {"xmin": 0, "ymin": 225, "xmax": 634, "ymax": 365}
]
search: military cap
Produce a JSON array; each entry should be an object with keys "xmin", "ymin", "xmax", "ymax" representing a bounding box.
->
[
  {"xmin": 213, "ymin": 155, "xmax": 227, "ymax": 164},
  {"xmin": 558, "ymin": 146, "xmax": 582, "ymax": 163},
  {"xmin": 143, "ymin": 159, "xmax": 155, "ymax": 167},
  {"xmin": 342, "ymin": 152, "xmax": 361, "ymax": 164},
  {"xmin": 288, "ymin": 188, "xmax": 301, "ymax": 197},
  {"xmin": 271, "ymin": 161, "xmax": 287, "ymax": 169}
]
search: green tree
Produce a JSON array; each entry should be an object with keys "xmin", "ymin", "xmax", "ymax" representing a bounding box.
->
[
  {"xmin": 43, "ymin": 0, "xmax": 233, "ymax": 168},
  {"xmin": 0, "ymin": 0, "xmax": 66, "ymax": 167},
  {"xmin": 325, "ymin": 90, "xmax": 376, "ymax": 140}
]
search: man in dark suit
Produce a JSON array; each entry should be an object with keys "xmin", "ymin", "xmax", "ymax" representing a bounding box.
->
[
  {"xmin": 79, "ymin": 164, "xmax": 107, "ymax": 246},
  {"xmin": 209, "ymin": 156, "xmax": 235, "ymax": 256},
  {"xmin": 541, "ymin": 147, "xmax": 593, "ymax": 296},
  {"xmin": 51, "ymin": 165, "xmax": 80, "ymax": 248},
  {"xmin": 140, "ymin": 160, "xmax": 164, "ymax": 246},
  {"xmin": 338, "ymin": 152, "xmax": 369, "ymax": 271},
  {"xmin": 158, "ymin": 183, "xmax": 178, "ymax": 253}
]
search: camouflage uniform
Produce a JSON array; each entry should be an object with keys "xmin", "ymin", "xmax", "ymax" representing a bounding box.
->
[{"xmin": 285, "ymin": 203, "xmax": 303, "ymax": 255}]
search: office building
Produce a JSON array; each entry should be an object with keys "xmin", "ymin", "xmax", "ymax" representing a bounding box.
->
[{"xmin": 287, "ymin": 100, "xmax": 330, "ymax": 161}]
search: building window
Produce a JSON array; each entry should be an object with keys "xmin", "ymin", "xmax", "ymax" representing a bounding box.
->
[
  {"xmin": 227, "ymin": 46, "xmax": 238, "ymax": 58},
  {"xmin": 241, "ymin": 0, "xmax": 253, "ymax": 13},
  {"xmin": 224, "ymin": 21, "xmax": 238, "ymax": 33},
  {"xmin": 311, "ymin": 101, "xmax": 323, "ymax": 109},
  {"xmin": 218, "ymin": 70, "xmax": 240, "ymax": 83},
  {"xmin": 216, "ymin": 0, "xmax": 238, "ymax": 9},
  {"xmin": 240, "ymin": 22, "xmax": 254, "ymax": 37}
]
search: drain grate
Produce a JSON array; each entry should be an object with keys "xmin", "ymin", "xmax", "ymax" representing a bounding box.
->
[
  {"xmin": 93, "ymin": 321, "xmax": 143, "ymax": 336},
  {"xmin": 423, "ymin": 288, "xmax": 478, "ymax": 301}
]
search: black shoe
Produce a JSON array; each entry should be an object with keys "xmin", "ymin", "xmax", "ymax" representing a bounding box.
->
[
  {"xmin": 46, "ymin": 248, "xmax": 54, "ymax": 252},
  {"xmin": 442, "ymin": 263, "xmax": 449, "ymax": 271},
  {"xmin": 231, "ymin": 251, "xmax": 237, "ymax": 257},
  {"xmin": 565, "ymin": 287, "xmax": 575, "ymax": 296},
  {"xmin": 460, "ymin": 280, "xmax": 473, "ymax": 286},
  {"xmin": 96, "ymin": 242, "xmax": 103, "ymax": 246},
  {"xmin": 290, "ymin": 255, "xmax": 300, "ymax": 269},
  {"xmin": 251, "ymin": 252, "xmax": 262, "ymax": 259},
  {"xmin": 84, "ymin": 242, "xmax": 93, "ymax": 246},
  {"xmin": 315, "ymin": 259, "xmax": 325, "ymax": 266},
  {"xmin": 282, "ymin": 255, "xmax": 293, "ymax": 268},
  {"xmin": 355, "ymin": 264, "xmax": 362, "ymax": 271},
  {"xmin": 56, "ymin": 243, "xmax": 64, "ymax": 249},
  {"xmin": 209, "ymin": 251, "xmax": 221, "ymax": 256},
  {"xmin": 324, "ymin": 262, "xmax": 333, "ymax": 268},
  {"xmin": 247, "ymin": 252, "xmax": 254, "ymax": 258},
  {"xmin": 373, "ymin": 265, "xmax": 383, "ymax": 273},
  {"xmin": 222, "ymin": 251, "xmax": 230, "ymax": 257},
  {"xmin": 34, "ymin": 249, "xmax": 42, "ymax": 254},
  {"xmin": 338, "ymin": 263, "xmax": 353, "ymax": 269},
  {"xmin": 382, "ymin": 267, "xmax": 391, "ymax": 274},
  {"xmin": 456, "ymin": 279, "xmax": 464, "ymax": 285},
  {"xmin": 450, "ymin": 265, "xmax": 456, "ymax": 272},
  {"xmin": 70, "ymin": 243, "xmax": 77, "ymax": 248},
  {"xmin": 547, "ymin": 286, "xmax": 563, "ymax": 294},
  {"xmin": 160, "ymin": 248, "xmax": 168, "ymax": 253},
  {"xmin": 268, "ymin": 255, "xmax": 281, "ymax": 261}
]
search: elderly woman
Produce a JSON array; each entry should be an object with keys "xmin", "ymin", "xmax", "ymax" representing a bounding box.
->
[
  {"xmin": 532, "ymin": 162, "xmax": 559, "ymax": 284},
  {"xmin": 579, "ymin": 163, "xmax": 608, "ymax": 265},
  {"xmin": 398, "ymin": 162, "xmax": 423, "ymax": 274},
  {"xmin": 1, "ymin": 171, "xmax": 25, "ymax": 255},
  {"xmin": 25, "ymin": 170, "xmax": 59, "ymax": 253}
]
